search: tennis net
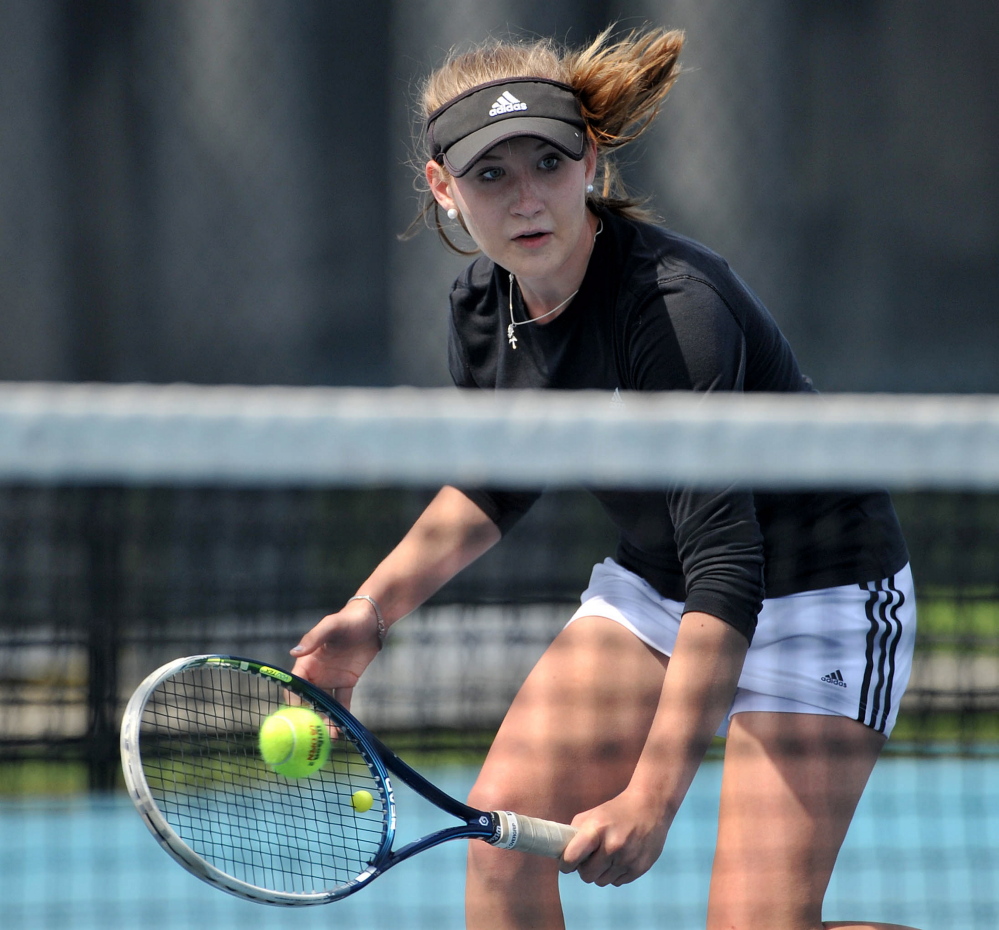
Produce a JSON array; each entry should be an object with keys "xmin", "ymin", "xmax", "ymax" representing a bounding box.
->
[{"xmin": 1, "ymin": 382, "xmax": 997, "ymax": 928}]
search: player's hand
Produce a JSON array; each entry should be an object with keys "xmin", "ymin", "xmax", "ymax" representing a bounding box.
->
[
  {"xmin": 558, "ymin": 789, "xmax": 671, "ymax": 887},
  {"xmin": 289, "ymin": 601, "xmax": 384, "ymax": 710}
]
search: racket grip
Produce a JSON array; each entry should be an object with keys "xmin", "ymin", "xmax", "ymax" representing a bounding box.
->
[{"xmin": 491, "ymin": 810, "xmax": 578, "ymax": 858}]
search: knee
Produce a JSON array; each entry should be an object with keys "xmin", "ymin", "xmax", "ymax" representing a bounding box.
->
[
  {"xmin": 706, "ymin": 881, "xmax": 821, "ymax": 930},
  {"xmin": 466, "ymin": 771, "xmax": 552, "ymax": 885},
  {"xmin": 465, "ymin": 815, "xmax": 559, "ymax": 891},
  {"xmin": 467, "ymin": 765, "xmax": 531, "ymax": 817}
]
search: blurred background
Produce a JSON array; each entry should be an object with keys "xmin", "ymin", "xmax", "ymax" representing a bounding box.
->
[
  {"xmin": 1, "ymin": 0, "xmax": 996, "ymax": 392},
  {"xmin": 1, "ymin": 2, "xmax": 998, "ymax": 927}
]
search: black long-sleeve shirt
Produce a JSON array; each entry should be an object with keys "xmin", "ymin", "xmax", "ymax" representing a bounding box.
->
[{"xmin": 446, "ymin": 209, "xmax": 908, "ymax": 641}]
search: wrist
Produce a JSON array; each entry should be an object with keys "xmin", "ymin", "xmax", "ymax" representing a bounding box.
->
[
  {"xmin": 626, "ymin": 768, "xmax": 681, "ymax": 819},
  {"xmin": 628, "ymin": 733, "xmax": 713, "ymax": 820},
  {"xmin": 347, "ymin": 595, "xmax": 387, "ymax": 648}
]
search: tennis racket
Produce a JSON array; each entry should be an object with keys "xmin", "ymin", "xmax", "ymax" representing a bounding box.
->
[{"xmin": 120, "ymin": 654, "xmax": 577, "ymax": 906}]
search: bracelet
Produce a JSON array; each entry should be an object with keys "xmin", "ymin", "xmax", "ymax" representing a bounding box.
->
[{"xmin": 347, "ymin": 595, "xmax": 387, "ymax": 647}]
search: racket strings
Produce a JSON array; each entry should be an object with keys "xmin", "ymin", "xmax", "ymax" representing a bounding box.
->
[{"xmin": 139, "ymin": 666, "xmax": 388, "ymax": 895}]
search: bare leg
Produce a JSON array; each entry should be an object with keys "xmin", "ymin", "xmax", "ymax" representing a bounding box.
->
[
  {"xmin": 465, "ymin": 616, "xmax": 668, "ymax": 930},
  {"xmin": 707, "ymin": 711, "xmax": 921, "ymax": 930},
  {"xmin": 824, "ymin": 925, "xmax": 921, "ymax": 929}
]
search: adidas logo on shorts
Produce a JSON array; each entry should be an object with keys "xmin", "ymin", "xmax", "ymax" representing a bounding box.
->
[
  {"xmin": 821, "ymin": 669, "xmax": 848, "ymax": 688},
  {"xmin": 489, "ymin": 91, "xmax": 528, "ymax": 116}
]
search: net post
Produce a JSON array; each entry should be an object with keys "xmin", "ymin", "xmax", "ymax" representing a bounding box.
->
[{"xmin": 84, "ymin": 486, "xmax": 125, "ymax": 792}]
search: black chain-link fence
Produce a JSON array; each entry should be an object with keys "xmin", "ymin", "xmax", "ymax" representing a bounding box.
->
[{"xmin": 1, "ymin": 484, "xmax": 997, "ymax": 792}]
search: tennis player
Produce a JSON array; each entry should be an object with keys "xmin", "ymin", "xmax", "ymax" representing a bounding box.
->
[{"xmin": 292, "ymin": 26, "xmax": 921, "ymax": 930}]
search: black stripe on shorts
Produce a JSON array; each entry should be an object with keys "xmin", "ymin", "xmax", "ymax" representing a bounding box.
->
[{"xmin": 856, "ymin": 576, "xmax": 906, "ymax": 734}]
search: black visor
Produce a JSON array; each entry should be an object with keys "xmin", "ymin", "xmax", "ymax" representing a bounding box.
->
[{"xmin": 426, "ymin": 78, "xmax": 587, "ymax": 177}]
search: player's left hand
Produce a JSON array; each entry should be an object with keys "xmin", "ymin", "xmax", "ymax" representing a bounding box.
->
[
  {"xmin": 558, "ymin": 789, "xmax": 671, "ymax": 887},
  {"xmin": 289, "ymin": 601, "xmax": 383, "ymax": 710}
]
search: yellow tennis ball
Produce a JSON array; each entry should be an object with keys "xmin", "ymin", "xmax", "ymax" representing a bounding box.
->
[
  {"xmin": 351, "ymin": 789, "xmax": 374, "ymax": 813},
  {"xmin": 259, "ymin": 706, "xmax": 331, "ymax": 779}
]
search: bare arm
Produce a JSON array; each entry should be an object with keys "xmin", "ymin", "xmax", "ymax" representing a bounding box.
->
[
  {"xmin": 290, "ymin": 486, "xmax": 501, "ymax": 707},
  {"xmin": 561, "ymin": 611, "xmax": 748, "ymax": 886}
]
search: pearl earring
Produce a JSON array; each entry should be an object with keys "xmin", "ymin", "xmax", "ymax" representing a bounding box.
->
[
  {"xmin": 586, "ymin": 184, "xmax": 594, "ymax": 194},
  {"xmin": 447, "ymin": 208, "xmax": 459, "ymax": 220}
]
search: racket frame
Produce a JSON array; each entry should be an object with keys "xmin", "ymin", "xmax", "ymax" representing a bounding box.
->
[{"xmin": 121, "ymin": 654, "xmax": 517, "ymax": 906}]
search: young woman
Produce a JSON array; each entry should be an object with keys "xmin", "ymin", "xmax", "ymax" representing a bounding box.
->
[{"xmin": 291, "ymin": 26, "xmax": 920, "ymax": 930}]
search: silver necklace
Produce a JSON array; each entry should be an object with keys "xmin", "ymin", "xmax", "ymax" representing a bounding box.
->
[
  {"xmin": 506, "ymin": 219, "xmax": 603, "ymax": 350},
  {"xmin": 506, "ymin": 279, "xmax": 577, "ymax": 349}
]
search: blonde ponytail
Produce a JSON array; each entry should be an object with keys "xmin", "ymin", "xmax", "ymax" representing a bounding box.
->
[
  {"xmin": 565, "ymin": 26, "xmax": 684, "ymax": 215},
  {"xmin": 568, "ymin": 27, "xmax": 684, "ymax": 150}
]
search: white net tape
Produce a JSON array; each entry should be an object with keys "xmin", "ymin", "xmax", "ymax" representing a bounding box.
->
[{"xmin": 1, "ymin": 382, "xmax": 998, "ymax": 489}]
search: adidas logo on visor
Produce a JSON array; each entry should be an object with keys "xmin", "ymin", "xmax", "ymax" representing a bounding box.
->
[{"xmin": 489, "ymin": 91, "xmax": 528, "ymax": 117}]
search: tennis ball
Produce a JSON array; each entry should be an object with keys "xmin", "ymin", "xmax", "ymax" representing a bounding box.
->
[
  {"xmin": 259, "ymin": 706, "xmax": 331, "ymax": 779},
  {"xmin": 351, "ymin": 789, "xmax": 374, "ymax": 813}
]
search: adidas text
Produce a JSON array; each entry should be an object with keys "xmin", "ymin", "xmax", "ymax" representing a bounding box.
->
[
  {"xmin": 489, "ymin": 92, "xmax": 528, "ymax": 117},
  {"xmin": 820, "ymin": 669, "xmax": 847, "ymax": 688}
]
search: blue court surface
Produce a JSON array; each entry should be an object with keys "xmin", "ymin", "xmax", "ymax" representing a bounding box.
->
[{"xmin": 2, "ymin": 754, "xmax": 997, "ymax": 929}]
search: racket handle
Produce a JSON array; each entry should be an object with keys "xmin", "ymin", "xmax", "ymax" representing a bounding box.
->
[{"xmin": 491, "ymin": 810, "xmax": 578, "ymax": 858}]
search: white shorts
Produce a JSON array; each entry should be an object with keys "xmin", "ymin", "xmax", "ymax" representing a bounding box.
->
[{"xmin": 568, "ymin": 558, "xmax": 916, "ymax": 737}]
